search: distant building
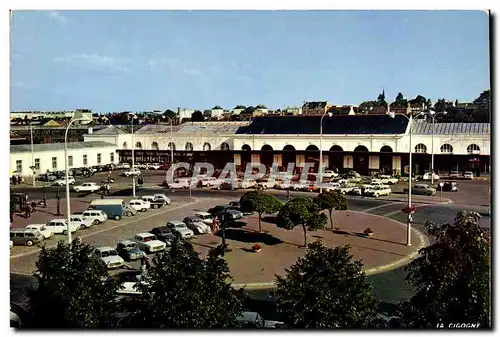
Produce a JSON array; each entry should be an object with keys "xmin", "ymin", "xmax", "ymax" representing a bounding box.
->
[
  {"xmin": 301, "ymin": 101, "xmax": 331, "ymax": 116},
  {"xmin": 10, "ymin": 109, "xmax": 93, "ymax": 122},
  {"xmin": 284, "ymin": 106, "xmax": 303, "ymax": 115},
  {"xmin": 178, "ymin": 108, "xmax": 195, "ymax": 121},
  {"xmin": 232, "ymin": 105, "xmax": 246, "ymax": 115},
  {"xmin": 211, "ymin": 106, "xmax": 225, "ymax": 120},
  {"xmin": 254, "ymin": 105, "xmax": 268, "ymax": 116}
]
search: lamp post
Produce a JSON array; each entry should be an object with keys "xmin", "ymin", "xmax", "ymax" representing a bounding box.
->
[
  {"xmin": 319, "ymin": 112, "xmax": 332, "ymax": 194},
  {"xmin": 389, "ymin": 111, "xmax": 424, "ymax": 246},
  {"xmin": 64, "ymin": 110, "xmax": 92, "ymax": 244},
  {"xmin": 162, "ymin": 115, "xmax": 174, "ymax": 184},
  {"xmin": 130, "ymin": 114, "xmax": 137, "ymax": 197},
  {"xmin": 427, "ymin": 110, "xmax": 447, "ymax": 185},
  {"xmin": 28, "ymin": 114, "xmax": 35, "ymax": 186}
]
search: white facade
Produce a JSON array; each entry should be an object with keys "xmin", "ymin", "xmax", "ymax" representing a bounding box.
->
[
  {"xmin": 10, "ymin": 142, "xmax": 118, "ymax": 177},
  {"xmin": 179, "ymin": 109, "xmax": 195, "ymax": 121},
  {"xmin": 211, "ymin": 108, "xmax": 224, "ymax": 119}
]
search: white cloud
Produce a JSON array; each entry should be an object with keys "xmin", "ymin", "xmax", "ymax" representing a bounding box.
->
[
  {"xmin": 48, "ymin": 11, "xmax": 68, "ymax": 25},
  {"xmin": 52, "ymin": 53, "xmax": 130, "ymax": 73}
]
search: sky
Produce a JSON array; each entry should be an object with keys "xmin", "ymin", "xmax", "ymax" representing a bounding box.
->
[{"xmin": 10, "ymin": 10, "xmax": 490, "ymax": 112}]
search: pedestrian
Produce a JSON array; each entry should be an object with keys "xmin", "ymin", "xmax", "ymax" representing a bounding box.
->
[
  {"xmin": 12, "ymin": 175, "xmax": 17, "ymax": 186},
  {"xmin": 25, "ymin": 205, "xmax": 31, "ymax": 218},
  {"xmin": 31, "ymin": 201, "xmax": 37, "ymax": 213},
  {"xmin": 106, "ymin": 183, "xmax": 110, "ymax": 196}
]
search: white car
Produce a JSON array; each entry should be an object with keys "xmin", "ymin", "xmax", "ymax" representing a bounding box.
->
[
  {"xmin": 153, "ymin": 193, "xmax": 172, "ymax": 205},
  {"xmin": 349, "ymin": 187, "xmax": 363, "ymax": 196},
  {"xmin": 166, "ymin": 221, "xmax": 194, "ymax": 239},
  {"xmin": 369, "ymin": 181, "xmax": 385, "ymax": 187},
  {"xmin": 275, "ymin": 180, "xmax": 293, "ymax": 190},
  {"xmin": 123, "ymin": 169, "xmax": 141, "ymax": 177},
  {"xmin": 132, "ymin": 233, "xmax": 167, "ymax": 254},
  {"xmin": 183, "ymin": 217, "xmax": 212, "ymax": 234},
  {"xmin": 81, "ymin": 210, "xmax": 108, "ymax": 225},
  {"xmin": 45, "ymin": 219, "xmax": 80, "ymax": 235},
  {"xmin": 257, "ymin": 179, "xmax": 276, "ymax": 189},
  {"xmin": 323, "ymin": 170, "xmax": 339, "ymax": 178},
  {"xmin": 93, "ymin": 247, "xmax": 125, "ymax": 269},
  {"xmin": 25, "ymin": 224, "xmax": 53, "ymax": 239},
  {"xmin": 464, "ymin": 171, "xmax": 474, "ymax": 179},
  {"xmin": 241, "ymin": 179, "xmax": 257, "ymax": 189},
  {"xmin": 70, "ymin": 214, "xmax": 94, "ymax": 229},
  {"xmin": 195, "ymin": 212, "xmax": 214, "ymax": 225},
  {"xmin": 168, "ymin": 178, "xmax": 191, "ymax": 189},
  {"xmin": 379, "ymin": 175, "xmax": 399, "ymax": 185},
  {"xmin": 321, "ymin": 182, "xmax": 341, "ymax": 192},
  {"xmin": 422, "ymin": 172, "xmax": 440, "ymax": 181},
  {"xmin": 52, "ymin": 176, "xmax": 76, "ymax": 186},
  {"xmin": 117, "ymin": 163, "xmax": 131, "ymax": 169},
  {"xmin": 365, "ymin": 185, "xmax": 392, "ymax": 197},
  {"xmin": 148, "ymin": 163, "xmax": 161, "ymax": 170},
  {"xmin": 199, "ymin": 177, "xmax": 220, "ymax": 187},
  {"xmin": 129, "ymin": 199, "xmax": 150, "ymax": 212},
  {"xmin": 292, "ymin": 181, "xmax": 312, "ymax": 191},
  {"xmin": 73, "ymin": 182, "xmax": 101, "ymax": 193}
]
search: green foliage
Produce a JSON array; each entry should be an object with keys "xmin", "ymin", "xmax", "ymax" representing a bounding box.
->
[
  {"xmin": 28, "ymin": 241, "xmax": 121, "ymax": 328},
  {"xmin": 191, "ymin": 110, "xmax": 205, "ymax": 122},
  {"xmin": 133, "ymin": 241, "xmax": 244, "ymax": 328},
  {"xmin": 274, "ymin": 241, "xmax": 382, "ymax": 328},
  {"xmin": 240, "ymin": 191, "xmax": 283, "ymax": 232},
  {"xmin": 163, "ymin": 109, "xmax": 176, "ymax": 119},
  {"xmin": 276, "ymin": 197, "xmax": 327, "ymax": 247},
  {"xmin": 314, "ymin": 191, "xmax": 348, "ymax": 230},
  {"xmin": 377, "ymin": 90, "xmax": 387, "ymax": 107},
  {"xmin": 396, "ymin": 211, "xmax": 491, "ymax": 328}
]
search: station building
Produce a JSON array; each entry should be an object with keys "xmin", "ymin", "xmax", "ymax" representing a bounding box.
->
[{"xmin": 83, "ymin": 115, "xmax": 490, "ymax": 177}]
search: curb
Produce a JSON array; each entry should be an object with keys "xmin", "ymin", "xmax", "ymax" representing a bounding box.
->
[
  {"xmin": 232, "ymin": 212, "xmax": 429, "ymax": 290},
  {"xmin": 377, "ymin": 196, "xmax": 453, "ymax": 205},
  {"xmin": 10, "ymin": 198, "xmax": 200, "ymax": 260}
]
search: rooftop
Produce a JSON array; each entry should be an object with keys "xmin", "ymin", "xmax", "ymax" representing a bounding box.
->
[
  {"xmin": 91, "ymin": 125, "xmax": 129, "ymax": 135},
  {"xmin": 236, "ymin": 115, "xmax": 409, "ymax": 135},
  {"xmin": 11, "ymin": 141, "xmax": 116, "ymax": 153},
  {"xmin": 412, "ymin": 120, "xmax": 490, "ymax": 135}
]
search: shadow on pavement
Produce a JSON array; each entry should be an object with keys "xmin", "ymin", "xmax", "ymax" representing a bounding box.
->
[
  {"xmin": 214, "ymin": 228, "xmax": 283, "ymax": 246},
  {"xmin": 261, "ymin": 215, "xmax": 277, "ymax": 224}
]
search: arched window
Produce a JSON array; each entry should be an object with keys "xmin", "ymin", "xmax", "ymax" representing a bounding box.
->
[
  {"xmin": 261, "ymin": 145, "xmax": 273, "ymax": 151},
  {"xmin": 185, "ymin": 143, "xmax": 194, "ymax": 151},
  {"xmin": 440, "ymin": 144, "xmax": 453, "ymax": 154},
  {"xmin": 122, "ymin": 142, "xmax": 128, "ymax": 149},
  {"xmin": 380, "ymin": 145, "xmax": 393, "ymax": 153},
  {"xmin": 241, "ymin": 144, "xmax": 251, "ymax": 151},
  {"xmin": 305, "ymin": 145, "xmax": 319, "ymax": 151},
  {"xmin": 330, "ymin": 145, "xmax": 343, "ymax": 152},
  {"xmin": 354, "ymin": 145, "xmax": 369, "ymax": 152},
  {"xmin": 135, "ymin": 142, "xmax": 142, "ymax": 149},
  {"xmin": 467, "ymin": 144, "xmax": 480, "ymax": 155},
  {"xmin": 151, "ymin": 142, "xmax": 159, "ymax": 150},
  {"xmin": 415, "ymin": 143, "xmax": 427, "ymax": 153},
  {"xmin": 283, "ymin": 145, "xmax": 295, "ymax": 151},
  {"xmin": 168, "ymin": 142, "xmax": 176, "ymax": 151},
  {"xmin": 203, "ymin": 142, "xmax": 211, "ymax": 151},
  {"xmin": 221, "ymin": 142, "xmax": 230, "ymax": 151}
]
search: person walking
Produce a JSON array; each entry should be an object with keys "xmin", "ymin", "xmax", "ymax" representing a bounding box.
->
[
  {"xmin": 25, "ymin": 205, "xmax": 31, "ymax": 218},
  {"xmin": 12, "ymin": 175, "xmax": 17, "ymax": 186},
  {"xmin": 31, "ymin": 201, "xmax": 37, "ymax": 213}
]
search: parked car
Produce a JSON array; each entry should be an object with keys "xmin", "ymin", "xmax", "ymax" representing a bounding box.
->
[
  {"xmin": 464, "ymin": 171, "xmax": 474, "ymax": 179},
  {"xmin": 241, "ymin": 179, "xmax": 257, "ymax": 189},
  {"xmin": 403, "ymin": 184, "xmax": 437, "ymax": 196},
  {"xmin": 449, "ymin": 171, "xmax": 460, "ymax": 178},
  {"xmin": 256, "ymin": 178, "xmax": 276, "ymax": 190},
  {"xmin": 364, "ymin": 185, "xmax": 392, "ymax": 198},
  {"xmin": 139, "ymin": 196, "xmax": 165, "ymax": 209},
  {"xmin": 183, "ymin": 216, "xmax": 211, "ymax": 234},
  {"xmin": 207, "ymin": 204, "xmax": 232, "ymax": 215},
  {"xmin": 93, "ymin": 247, "xmax": 125, "ymax": 269},
  {"xmin": 25, "ymin": 224, "xmax": 53, "ymax": 239},
  {"xmin": 323, "ymin": 170, "xmax": 339, "ymax": 178},
  {"xmin": 148, "ymin": 163, "xmax": 161, "ymax": 170},
  {"xmin": 320, "ymin": 182, "xmax": 341, "ymax": 192},
  {"xmin": 291, "ymin": 181, "xmax": 312, "ymax": 191},
  {"xmin": 70, "ymin": 214, "xmax": 94, "ymax": 229},
  {"xmin": 195, "ymin": 212, "xmax": 214, "ymax": 225},
  {"xmin": 89, "ymin": 199, "xmax": 127, "ymax": 220},
  {"xmin": 216, "ymin": 178, "xmax": 242, "ymax": 190},
  {"xmin": 149, "ymin": 227, "xmax": 176, "ymax": 245},
  {"xmin": 123, "ymin": 169, "xmax": 141, "ymax": 177},
  {"xmin": 237, "ymin": 311, "xmax": 285, "ymax": 328},
  {"xmin": 348, "ymin": 187, "xmax": 363, "ymax": 196},
  {"xmin": 132, "ymin": 233, "xmax": 167, "ymax": 254},
  {"xmin": 73, "ymin": 182, "xmax": 101, "ymax": 193},
  {"xmin": 153, "ymin": 193, "xmax": 172, "ymax": 205},
  {"xmin": 116, "ymin": 240, "xmax": 146, "ymax": 261},
  {"xmin": 378, "ymin": 175, "xmax": 399, "ymax": 185},
  {"xmin": 128, "ymin": 199, "xmax": 150, "ymax": 212},
  {"xmin": 168, "ymin": 178, "xmax": 191, "ymax": 189},
  {"xmin": 52, "ymin": 176, "xmax": 76, "ymax": 186},
  {"xmin": 219, "ymin": 209, "xmax": 244, "ymax": 221},
  {"xmin": 10, "ymin": 229, "xmax": 45, "ymax": 246},
  {"xmin": 116, "ymin": 162, "xmax": 131, "ymax": 169},
  {"xmin": 45, "ymin": 219, "xmax": 81, "ymax": 234},
  {"xmin": 422, "ymin": 172, "xmax": 440, "ymax": 181},
  {"xmin": 81, "ymin": 210, "xmax": 108, "ymax": 225},
  {"xmin": 199, "ymin": 177, "xmax": 220, "ymax": 187},
  {"xmin": 166, "ymin": 221, "xmax": 194, "ymax": 239},
  {"xmin": 437, "ymin": 181, "xmax": 460, "ymax": 192},
  {"xmin": 124, "ymin": 205, "xmax": 138, "ymax": 217}
]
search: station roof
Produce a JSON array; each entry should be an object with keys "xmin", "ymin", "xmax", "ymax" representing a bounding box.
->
[
  {"xmin": 235, "ymin": 115, "xmax": 409, "ymax": 135},
  {"xmin": 412, "ymin": 120, "xmax": 490, "ymax": 135},
  {"xmin": 11, "ymin": 141, "xmax": 116, "ymax": 154}
]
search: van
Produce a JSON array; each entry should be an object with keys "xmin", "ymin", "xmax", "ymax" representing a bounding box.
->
[
  {"xmin": 89, "ymin": 199, "xmax": 126, "ymax": 221},
  {"xmin": 10, "ymin": 229, "xmax": 45, "ymax": 246}
]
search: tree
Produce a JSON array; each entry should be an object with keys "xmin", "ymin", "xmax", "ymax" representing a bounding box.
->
[
  {"xmin": 396, "ymin": 211, "xmax": 491, "ymax": 328},
  {"xmin": 276, "ymin": 197, "xmax": 327, "ymax": 247},
  {"xmin": 163, "ymin": 109, "xmax": 176, "ymax": 119},
  {"xmin": 133, "ymin": 241, "xmax": 244, "ymax": 328},
  {"xmin": 274, "ymin": 241, "xmax": 382, "ymax": 328},
  {"xmin": 377, "ymin": 90, "xmax": 387, "ymax": 107},
  {"xmin": 28, "ymin": 241, "xmax": 121, "ymax": 328},
  {"xmin": 239, "ymin": 191, "xmax": 283, "ymax": 232},
  {"xmin": 473, "ymin": 89, "xmax": 490, "ymax": 109},
  {"xmin": 314, "ymin": 191, "xmax": 348, "ymax": 230},
  {"xmin": 191, "ymin": 110, "xmax": 204, "ymax": 122}
]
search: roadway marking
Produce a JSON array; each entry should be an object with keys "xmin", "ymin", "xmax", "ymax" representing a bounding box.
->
[
  {"xmin": 10, "ymin": 198, "xmax": 201, "ymax": 260},
  {"xmin": 362, "ymin": 202, "xmax": 403, "ymax": 214},
  {"xmin": 382, "ymin": 204, "xmax": 431, "ymax": 218}
]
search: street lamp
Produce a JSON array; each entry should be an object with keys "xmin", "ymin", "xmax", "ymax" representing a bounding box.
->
[
  {"xmin": 28, "ymin": 113, "xmax": 36, "ymax": 186},
  {"xmin": 64, "ymin": 110, "xmax": 92, "ymax": 244},
  {"xmin": 319, "ymin": 112, "xmax": 332, "ymax": 193},
  {"xmin": 389, "ymin": 111, "xmax": 425, "ymax": 246},
  {"xmin": 130, "ymin": 114, "xmax": 138, "ymax": 197},
  {"xmin": 162, "ymin": 115, "xmax": 174, "ymax": 183},
  {"xmin": 426, "ymin": 109, "xmax": 448, "ymax": 185}
]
